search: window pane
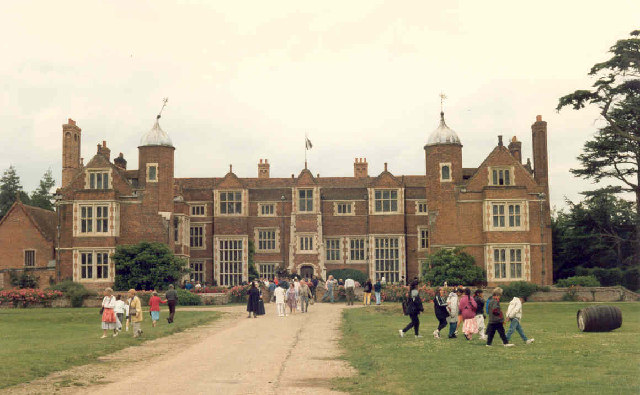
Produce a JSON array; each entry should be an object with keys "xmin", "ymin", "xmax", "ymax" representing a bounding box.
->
[{"xmin": 492, "ymin": 170, "xmax": 497, "ymax": 185}]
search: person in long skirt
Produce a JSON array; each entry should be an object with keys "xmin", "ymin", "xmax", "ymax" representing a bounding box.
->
[
  {"xmin": 101, "ymin": 288, "xmax": 118, "ymax": 338},
  {"xmin": 286, "ymin": 284, "xmax": 298, "ymax": 314},
  {"xmin": 246, "ymin": 281, "xmax": 261, "ymax": 318},
  {"xmin": 459, "ymin": 288, "xmax": 478, "ymax": 340}
]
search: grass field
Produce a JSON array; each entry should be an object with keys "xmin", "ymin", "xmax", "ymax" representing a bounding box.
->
[
  {"xmin": 0, "ymin": 307, "xmax": 221, "ymax": 389},
  {"xmin": 336, "ymin": 302, "xmax": 640, "ymax": 395}
]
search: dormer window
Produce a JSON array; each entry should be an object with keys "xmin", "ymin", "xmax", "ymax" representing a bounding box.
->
[
  {"xmin": 374, "ymin": 189, "xmax": 398, "ymax": 213},
  {"xmin": 439, "ymin": 163, "xmax": 452, "ymax": 182},
  {"xmin": 298, "ymin": 189, "xmax": 314, "ymax": 212},
  {"xmin": 489, "ymin": 167, "xmax": 513, "ymax": 186},
  {"xmin": 146, "ymin": 163, "xmax": 158, "ymax": 183},
  {"xmin": 220, "ymin": 191, "xmax": 242, "ymax": 215},
  {"xmin": 88, "ymin": 170, "xmax": 110, "ymax": 189}
]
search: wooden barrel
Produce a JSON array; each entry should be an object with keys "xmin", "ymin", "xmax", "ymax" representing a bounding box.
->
[{"xmin": 576, "ymin": 305, "xmax": 622, "ymax": 332}]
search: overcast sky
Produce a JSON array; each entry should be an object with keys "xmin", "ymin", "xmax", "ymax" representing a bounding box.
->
[{"xmin": 1, "ymin": 1, "xmax": 638, "ymax": 210}]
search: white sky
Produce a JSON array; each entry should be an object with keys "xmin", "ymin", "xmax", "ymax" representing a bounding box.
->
[{"xmin": 0, "ymin": 1, "xmax": 638, "ymax": 210}]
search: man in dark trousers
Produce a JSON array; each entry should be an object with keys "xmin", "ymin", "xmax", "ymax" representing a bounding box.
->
[
  {"xmin": 485, "ymin": 287, "xmax": 514, "ymax": 347},
  {"xmin": 165, "ymin": 284, "xmax": 178, "ymax": 324}
]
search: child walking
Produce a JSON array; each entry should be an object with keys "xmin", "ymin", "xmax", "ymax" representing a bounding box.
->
[
  {"xmin": 485, "ymin": 288, "xmax": 514, "ymax": 347},
  {"xmin": 506, "ymin": 296, "xmax": 535, "ymax": 344}
]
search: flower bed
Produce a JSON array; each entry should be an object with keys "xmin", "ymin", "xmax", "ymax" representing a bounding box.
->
[{"xmin": 0, "ymin": 289, "xmax": 63, "ymax": 308}]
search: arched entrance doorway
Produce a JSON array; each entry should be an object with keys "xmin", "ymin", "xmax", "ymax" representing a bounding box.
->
[{"xmin": 300, "ymin": 265, "xmax": 314, "ymax": 279}]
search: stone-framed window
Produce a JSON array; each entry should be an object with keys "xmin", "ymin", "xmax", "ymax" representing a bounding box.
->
[
  {"xmin": 325, "ymin": 238, "xmax": 341, "ymax": 261},
  {"xmin": 78, "ymin": 250, "xmax": 112, "ymax": 281},
  {"xmin": 298, "ymin": 235, "xmax": 314, "ymax": 253},
  {"xmin": 73, "ymin": 202, "xmax": 119, "ymax": 237},
  {"xmin": 24, "ymin": 250, "xmax": 35, "ymax": 267},
  {"xmin": 418, "ymin": 227, "xmax": 429, "ymax": 250},
  {"xmin": 485, "ymin": 244, "xmax": 530, "ymax": 282},
  {"xmin": 86, "ymin": 169, "xmax": 111, "ymax": 190},
  {"xmin": 218, "ymin": 239, "xmax": 243, "ymax": 286},
  {"xmin": 298, "ymin": 189, "xmax": 314, "ymax": 212},
  {"xmin": 374, "ymin": 189, "xmax": 398, "ymax": 213},
  {"xmin": 190, "ymin": 225, "xmax": 205, "ymax": 249},
  {"xmin": 334, "ymin": 202, "xmax": 354, "ymax": 216},
  {"xmin": 440, "ymin": 163, "xmax": 452, "ymax": 182},
  {"xmin": 190, "ymin": 261, "xmax": 204, "ymax": 283},
  {"xmin": 258, "ymin": 263, "xmax": 277, "ymax": 279},
  {"xmin": 191, "ymin": 204, "xmax": 206, "ymax": 216},
  {"xmin": 488, "ymin": 166, "xmax": 514, "ymax": 186},
  {"xmin": 484, "ymin": 200, "xmax": 528, "ymax": 232},
  {"xmin": 415, "ymin": 201, "xmax": 428, "ymax": 215},
  {"xmin": 256, "ymin": 228, "xmax": 278, "ymax": 252},
  {"xmin": 219, "ymin": 191, "xmax": 242, "ymax": 215},
  {"xmin": 374, "ymin": 237, "xmax": 400, "ymax": 283},
  {"xmin": 258, "ymin": 203, "xmax": 276, "ymax": 217},
  {"xmin": 349, "ymin": 238, "xmax": 366, "ymax": 262},
  {"xmin": 146, "ymin": 163, "xmax": 158, "ymax": 183}
]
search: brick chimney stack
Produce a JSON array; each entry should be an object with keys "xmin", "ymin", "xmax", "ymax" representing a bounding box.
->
[
  {"xmin": 508, "ymin": 136, "xmax": 522, "ymax": 163},
  {"xmin": 97, "ymin": 141, "xmax": 111, "ymax": 161},
  {"xmin": 354, "ymin": 158, "xmax": 368, "ymax": 178},
  {"xmin": 532, "ymin": 115, "xmax": 548, "ymax": 186},
  {"xmin": 258, "ymin": 158, "xmax": 270, "ymax": 179},
  {"xmin": 62, "ymin": 118, "xmax": 82, "ymax": 187},
  {"xmin": 114, "ymin": 152, "xmax": 127, "ymax": 170}
]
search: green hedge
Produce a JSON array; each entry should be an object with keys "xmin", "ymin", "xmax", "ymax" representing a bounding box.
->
[
  {"xmin": 48, "ymin": 281, "xmax": 94, "ymax": 308},
  {"xmin": 501, "ymin": 281, "xmax": 549, "ymax": 301},
  {"xmin": 573, "ymin": 266, "xmax": 640, "ymax": 291},
  {"xmin": 327, "ymin": 269, "xmax": 368, "ymax": 284},
  {"xmin": 177, "ymin": 289, "xmax": 202, "ymax": 306},
  {"xmin": 556, "ymin": 275, "xmax": 601, "ymax": 287}
]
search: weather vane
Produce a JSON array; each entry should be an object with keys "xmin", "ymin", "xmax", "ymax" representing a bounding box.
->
[
  {"xmin": 157, "ymin": 97, "xmax": 168, "ymax": 119},
  {"xmin": 439, "ymin": 92, "xmax": 447, "ymax": 112}
]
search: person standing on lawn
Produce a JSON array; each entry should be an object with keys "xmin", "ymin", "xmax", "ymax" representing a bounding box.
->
[
  {"xmin": 165, "ymin": 284, "xmax": 178, "ymax": 324},
  {"xmin": 247, "ymin": 281, "xmax": 261, "ymax": 318},
  {"xmin": 374, "ymin": 278, "xmax": 382, "ymax": 305},
  {"xmin": 114, "ymin": 294, "xmax": 126, "ymax": 332},
  {"xmin": 459, "ymin": 288, "xmax": 478, "ymax": 340},
  {"xmin": 344, "ymin": 277, "xmax": 355, "ymax": 305},
  {"xmin": 505, "ymin": 296, "xmax": 535, "ymax": 344},
  {"xmin": 128, "ymin": 289, "xmax": 143, "ymax": 338},
  {"xmin": 101, "ymin": 288, "xmax": 118, "ymax": 338},
  {"xmin": 433, "ymin": 287, "xmax": 449, "ymax": 339},
  {"xmin": 149, "ymin": 291, "xmax": 166, "ymax": 327},
  {"xmin": 363, "ymin": 279, "xmax": 373, "ymax": 306},
  {"xmin": 399, "ymin": 280, "xmax": 424, "ymax": 338},
  {"xmin": 446, "ymin": 288, "xmax": 460, "ymax": 338},
  {"xmin": 474, "ymin": 289, "xmax": 487, "ymax": 340},
  {"xmin": 274, "ymin": 283, "xmax": 286, "ymax": 317},
  {"xmin": 486, "ymin": 288, "xmax": 514, "ymax": 347}
]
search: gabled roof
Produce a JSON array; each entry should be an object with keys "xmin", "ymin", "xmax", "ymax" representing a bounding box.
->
[
  {"xmin": 0, "ymin": 200, "xmax": 56, "ymax": 242},
  {"xmin": 465, "ymin": 145, "xmax": 537, "ymax": 188}
]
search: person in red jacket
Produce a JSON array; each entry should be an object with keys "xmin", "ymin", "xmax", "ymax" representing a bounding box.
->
[
  {"xmin": 149, "ymin": 291, "xmax": 166, "ymax": 327},
  {"xmin": 459, "ymin": 288, "xmax": 478, "ymax": 340}
]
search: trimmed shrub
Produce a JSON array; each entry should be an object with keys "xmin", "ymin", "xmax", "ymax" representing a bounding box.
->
[
  {"xmin": 422, "ymin": 248, "xmax": 485, "ymax": 286},
  {"xmin": 576, "ymin": 267, "xmax": 624, "ymax": 286},
  {"xmin": 326, "ymin": 269, "xmax": 368, "ymax": 284},
  {"xmin": 501, "ymin": 281, "xmax": 544, "ymax": 301},
  {"xmin": 622, "ymin": 266, "xmax": 640, "ymax": 291},
  {"xmin": 177, "ymin": 289, "xmax": 202, "ymax": 306},
  {"xmin": 556, "ymin": 275, "xmax": 601, "ymax": 287},
  {"xmin": 49, "ymin": 281, "xmax": 93, "ymax": 308}
]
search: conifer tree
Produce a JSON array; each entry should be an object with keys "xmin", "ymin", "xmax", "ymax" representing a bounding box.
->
[
  {"xmin": 0, "ymin": 166, "xmax": 29, "ymax": 219},
  {"xmin": 30, "ymin": 169, "xmax": 56, "ymax": 211}
]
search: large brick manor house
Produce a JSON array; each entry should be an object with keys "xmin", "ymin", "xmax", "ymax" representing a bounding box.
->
[{"xmin": 0, "ymin": 111, "xmax": 553, "ymax": 288}]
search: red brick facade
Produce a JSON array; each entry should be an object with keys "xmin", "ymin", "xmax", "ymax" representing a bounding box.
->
[{"xmin": 49, "ymin": 114, "xmax": 552, "ymax": 288}]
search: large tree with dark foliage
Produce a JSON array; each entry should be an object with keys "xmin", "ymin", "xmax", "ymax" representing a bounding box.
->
[
  {"xmin": 29, "ymin": 169, "xmax": 56, "ymax": 211},
  {"xmin": 557, "ymin": 29, "xmax": 640, "ymax": 260},
  {"xmin": 113, "ymin": 242, "xmax": 190, "ymax": 291},
  {"xmin": 0, "ymin": 165, "xmax": 30, "ymax": 219}
]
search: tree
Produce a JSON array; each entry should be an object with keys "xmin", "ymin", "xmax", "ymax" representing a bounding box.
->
[
  {"xmin": 30, "ymin": 169, "xmax": 56, "ymax": 211},
  {"xmin": 556, "ymin": 29, "xmax": 640, "ymax": 259},
  {"xmin": 0, "ymin": 166, "xmax": 29, "ymax": 219},
  {"xmin": 112, "ymin": 242, "xmax": 190, "ymax": 291},
  {"xmin": 248, "ymin": 240, "xmax": 259, "ymax": 281},
  {"xmin": 421, "ymin": 248, "xmax": 485, "ymax": 286}
]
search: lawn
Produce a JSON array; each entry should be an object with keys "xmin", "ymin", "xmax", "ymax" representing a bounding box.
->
[
  {"xmin": 0, "ymin": 307, "xmax": 221, "ymax": 389},
  {"xmin": 336, "ymin": 302, "xmax": 640, "ymax": 395}
]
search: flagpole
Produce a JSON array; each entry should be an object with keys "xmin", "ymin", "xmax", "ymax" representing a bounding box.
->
[{"xmin": 304, "ymin": 134, "xmax": 307, "ymax": 169}]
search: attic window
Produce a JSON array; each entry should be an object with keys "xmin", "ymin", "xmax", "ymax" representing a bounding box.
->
[
  {"xmin": 489, "ymin": 167, "xmax": 514, "ymax": 186},
  {"xmin": 88, "ymin": 171, "xmax": 110, "ymax": 189}
]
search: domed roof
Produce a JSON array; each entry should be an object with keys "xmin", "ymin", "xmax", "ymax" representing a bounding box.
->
[
  {"xmin": 426, "ymin": 112, "xmax": 461, "ymax": 146},
  {"xmin": 139, "ymin": 117, "xmax": 173, "ymax": 147}
]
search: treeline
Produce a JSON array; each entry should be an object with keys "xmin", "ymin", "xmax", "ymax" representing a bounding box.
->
[{"xmin": 0, "ymin": 166, "xmax": 56, "ymax": 219}]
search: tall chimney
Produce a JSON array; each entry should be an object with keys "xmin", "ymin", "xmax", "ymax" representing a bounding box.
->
[
  {"xmin": 258, "ymin": 158, "xmax": 270, "ymax": 179},
  {"xmin": 114, "ymin": 152, "xmax": 127, "ymax": 170},
  {"xmin": 508, "ymin": 136, "xmax": 522, "ymax": 163},
  {"xmin": 62, "ymin": 118, "xmax": 82, "ymax": 187},
  {"xmin": 97, "ymin": 141, "xmax": 111, "ymax": 161},
  {"xmin": 532, "ymin": 115, "xmax": 548, "ymax": 186},
  {"xmin": 354, "ymin": 158, "xmax": 368, "ymax": 178}
]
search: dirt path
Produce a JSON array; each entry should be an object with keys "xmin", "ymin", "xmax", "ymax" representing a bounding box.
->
[{"xmin": 4, "ymin": 303, "xmax": 356, "ymax": 394}]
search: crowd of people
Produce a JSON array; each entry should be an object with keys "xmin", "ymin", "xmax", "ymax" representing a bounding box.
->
[{"xmin": 400, "ymin": 281, "xmax": 535, "ymax": 347}]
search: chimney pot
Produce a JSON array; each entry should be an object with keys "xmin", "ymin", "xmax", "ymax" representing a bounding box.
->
[
  {"xmin": 498, "ymin": 135, "xmax": 503, "ymax": 146},
  {"xmin": 384, "ymin": 162, "xmax": 388, "ymax": 172},
  {"xmin": 536, "ymin": 115, "xmax": 542, "ymax": 122},
  {"xmin": 102, "ymin": 141, "xmax": 107, "ymax": 148},
  {"xmin": 68, "ymin": 118, "xmax": 76, "ymax": 126}
]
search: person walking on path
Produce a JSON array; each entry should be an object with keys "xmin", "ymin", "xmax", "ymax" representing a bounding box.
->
[
  {"xmin": 363, "ymin": 279, "xmax": 373, "ymax": 306},
  {"xmin": 274, "ymin": 284, "xmax": 286, "ymax": 317},
  {"xmin": 321, "ymin": 275, "xmax": 336, "ymax": 303},
  {"xmin": 286, "ymin": 283, "xmax": 298, "ymax": 314},
  {"xmin": 267, "ymin": 280, "xmax": 276, "ymax": 303},
  {"xmin": 459, "ymin": 288, "xmax": 478, "ymax": 340},
  {"xmin": 149, "ymin": 291, "xmax": 166, "ymax": 327},
  {"xmin": 165, "ymin": 284, "xmax": 178, "ymax": 324},
  {"xmin": 101, "ymin": 288, "xmax": 118, "ymax": 338},
  {"xmin": 311, "ymin": 276, "xmax": 319, "ymax": 301},
  {"xmin": 399, "ymin": 281, "xmax": 424, "ymax": 338},
  {"xmin": 473, "ymin": 289, "xmax": 487, "ymax": 340},
  {"xmin": 374, "ymin": 279, "xmax": 382, "ymax": 305},
  {"xmin": 432, "ymin": 287, "xmax": 449, "ymax": 339},
  {"xmin": 246, "ymin": 282, "xmax": 261, "ymax": 318},
  {"xmin": 486, "ymin": 288, "xmax": 514, "ymax": 347},
  {"xmin": 128, "ymin": 289, "xmax": 143, "ymax": 338},
  {"xmin": 505, "ymin": 296, "xmax": 535, "ymax": 344},
  {"xmin": 299, "ymin": 280, "xmax": 312, "ymax": 312},
  {"xmin": 114, "ymin": 294, "xmax": 126, "ymax": 332},
  {"xmin": 344, "ymin": 277, "xmax": 355, "ymax": 305},
  {"xmin": 446, "ymin": 288, "xmax": 460, "ymax": 338}
]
